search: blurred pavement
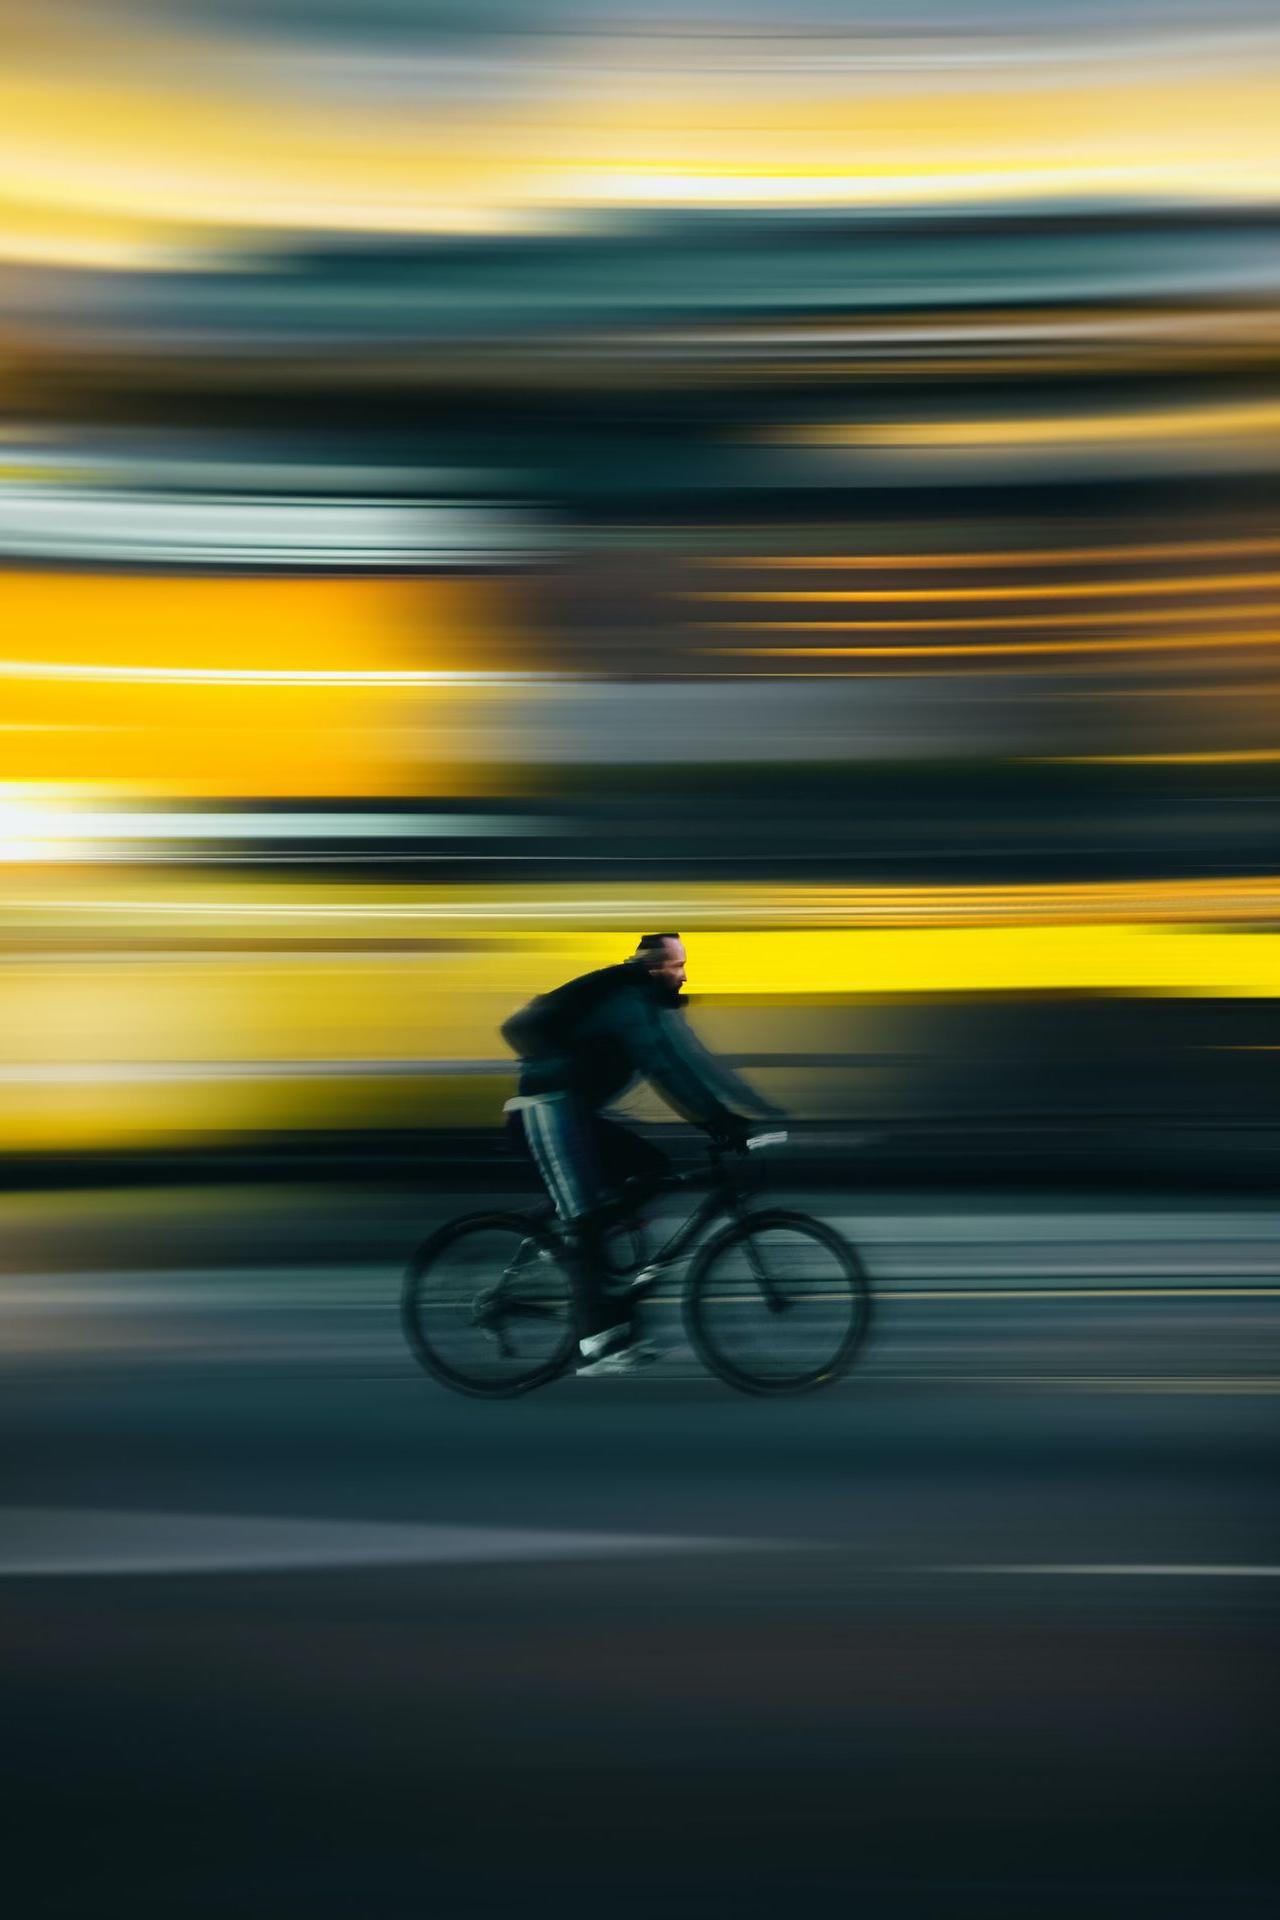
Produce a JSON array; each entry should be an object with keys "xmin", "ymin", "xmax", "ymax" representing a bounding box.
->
[{"xmin": 2, "ymin": 1183, "xmax": 1277, "ymax": 1915}]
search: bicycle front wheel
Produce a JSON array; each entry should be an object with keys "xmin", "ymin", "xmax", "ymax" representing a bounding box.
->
[
  {"xmin": 685, "ymin": 1209, "xmax": 871, "ymax": 1395},
  {"xmin": 402, "ymin": 1212, "xmax": 577, "ymax": 1398}
]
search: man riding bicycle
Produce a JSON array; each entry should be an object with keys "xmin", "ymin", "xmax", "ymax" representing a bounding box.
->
[{"xmin": 501, "ymin": 933, "xmax": 780, "ymax": 1375}]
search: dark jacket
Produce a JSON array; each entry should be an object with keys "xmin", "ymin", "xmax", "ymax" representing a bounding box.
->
[{"xmin": 501, "ymin": 959, "xmax": 755, "ymax": 1130}]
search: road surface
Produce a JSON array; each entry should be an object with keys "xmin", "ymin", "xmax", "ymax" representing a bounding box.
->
[{"xmin": 2, "ymin": 1182, "xmax": 1277, "ymax": 1916}]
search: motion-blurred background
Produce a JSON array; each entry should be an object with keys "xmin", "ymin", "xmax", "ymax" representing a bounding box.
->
[
  {"xmin": 4, "ymin": 0, "xmax": 1279, "ymax": 1180},
  {"xmin": 4, "ymin": 15, "xmax": 1280, "ymax": 1919}
]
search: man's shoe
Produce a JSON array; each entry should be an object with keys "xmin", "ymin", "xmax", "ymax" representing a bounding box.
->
[{"xmin": 575, "ymin": 1324, "xmax": 655, "ymax": 1377}]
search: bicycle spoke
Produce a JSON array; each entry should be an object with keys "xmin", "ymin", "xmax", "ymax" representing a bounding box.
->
[
  {"xmin": 687, "ymin": 1213, "xmax": 870, "ymax": 1394},
  {"xmin": 403, "ymin": 1216, "xmax": 576, "ymax": 1396}
]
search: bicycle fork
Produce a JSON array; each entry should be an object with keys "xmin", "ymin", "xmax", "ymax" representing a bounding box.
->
[{"xmin": 730, "ymin": 1199, "xmax": 789, "ymax": 1314}]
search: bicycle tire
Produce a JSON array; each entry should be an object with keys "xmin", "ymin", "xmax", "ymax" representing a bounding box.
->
[
  {"xmin": 402, "ymin": 1211, "xmax": 577, "ymax": 1398},
  {"xmin": 684, "ymin": 1209, "xmax": 871, "ymax": 1396}
]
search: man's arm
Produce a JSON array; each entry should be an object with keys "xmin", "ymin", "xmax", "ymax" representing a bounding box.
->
[
  {"xmin": 661, "ymin": 1014, "xmax": 787, "ymax": 1121},
  {"xmin": 612, "ymin": 995, "xmax": 745, "ymax": 1136}
]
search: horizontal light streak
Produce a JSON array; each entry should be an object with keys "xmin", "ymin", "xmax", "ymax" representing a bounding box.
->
[
  {"xmin": 688, "ymin": 571, "xmax": 1280, "ymax": 605},
  {"xmin": 0, "ymin": 572, "xmax": 528, "ymax": 797},
  {"xmin": 10, "ymin": 876, "xmax": 1280, "ymax": 929},
  {"xmin": 694, "ymin": 604, "xmax": 1279, "ymax": 634},
  {"xmin": 0, "ymin": 489, "xmax": 536, "ymax": 568},
  {"xmin": 699, "ymin": 630, "xmax": 1280, "ymax": 660},
  {"xmin": 8, "ymin": 882, "xmax": 1280, "ymax": 1149},
  {"xmin": 941, "ymin": 1565, "xmax": 1280, "ymax": 1578},
  {"xmin": 1038, "ymin": 750, "xmax": 1280, "ymax": 766},
  {"xmin": 0, "ymin": 661, "xmax": 553, "ymax": 688},
  {"xmin": 0, "ymin": 808, "xmax": 550, "ymax": 862},
  {"xmin": 6, "ymin": 921, "xmax": 1280, "ymax": 1155},
  {"xmin": 695, "ymin": 537, "xmax": 1280, "ymax": 571},
  {"xmin": 84, "ymin": 813, "xmax": 538, "ymax": 841},
  {"xmin": 769, "ymin": 398, "xmax": 1280, "ymax": 448},
  {"xmin": 0, "ymin": 1060, "xmax": 501, "ymax": 1083},
  {"xmin": 781, "ymin": 349, "xmax": 1280, "ymax": 381},
  {"xmin": 1121, "ymin": 681, "xmax": 1280, "ymax": 700},
  {"xmin": 5, "ymin": 26, "xmax": 1280, "ymax": 268},
  {"xmin": 674, "ymin": 313, "xmax": 1280, "ymax": 352}
]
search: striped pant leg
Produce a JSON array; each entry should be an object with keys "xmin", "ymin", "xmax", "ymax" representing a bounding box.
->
[
  {"xmin": 508, "ymin": 1097, "xmax": 623, "ymax": 1338},
  {"xmin": 518, "ymin": 1095, "xmax": 601, "ymax": 1224}
]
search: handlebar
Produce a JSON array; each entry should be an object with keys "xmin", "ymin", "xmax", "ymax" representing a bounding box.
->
[
  {"xmin": 655, "ymin": 1129, "xmax": 789, "ymax": 1193},
  {"xmin": 705, "ymin": 1128, "xmax": 788, "ymax": 1164}
]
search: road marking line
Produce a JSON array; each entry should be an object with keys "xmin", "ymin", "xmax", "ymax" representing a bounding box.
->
[
  {"xmin": 940, "ymin": 1564, "xmax": 1280, "ymax": 1577},
  {"xmin": 0, "ymin": 1508, "xmax": 767, "ymax": 1579}
]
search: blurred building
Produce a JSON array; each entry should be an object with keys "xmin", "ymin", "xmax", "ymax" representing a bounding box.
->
[{"xmin": 2, "ymin": 1, "xmax": 1279, "ymax": 1171}]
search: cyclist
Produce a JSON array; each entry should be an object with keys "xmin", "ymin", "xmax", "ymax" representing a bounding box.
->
[{"xmin": 501, "ymin": 933, "xmax": 780, "ymax": 1375}]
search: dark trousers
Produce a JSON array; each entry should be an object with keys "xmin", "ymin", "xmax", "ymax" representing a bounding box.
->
[{"xmin": 506, "ymin": 1101, "xmax": 670, "ymax": 1336}]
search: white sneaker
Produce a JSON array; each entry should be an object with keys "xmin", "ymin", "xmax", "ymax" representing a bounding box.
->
[{"xmin": 576, "ymin": 1325, "xmax": 655, "ymax": 1376}]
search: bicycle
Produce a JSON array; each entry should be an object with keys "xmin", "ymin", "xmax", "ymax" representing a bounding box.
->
[{"xmin": 401, "ymin": 1132, "xmax": 872, "ymax": 1398}]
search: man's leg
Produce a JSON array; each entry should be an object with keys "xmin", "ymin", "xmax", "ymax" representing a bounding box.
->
[
  {"xmin": 507, "ymin": 1098, "xmax": 625, "ymax": 1349},
  {"xmin": 591, "ymin": 1116, "xmax": 671, "ymax": 1213},
  {"xmin": 565, "ymin": 1117, "xmax": 670, "ymax": 1368}
]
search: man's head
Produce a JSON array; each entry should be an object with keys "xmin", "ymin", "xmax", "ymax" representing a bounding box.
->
[{"xmin": 634, "ymin": 931, "xmax": 687, "ymax": 1004}]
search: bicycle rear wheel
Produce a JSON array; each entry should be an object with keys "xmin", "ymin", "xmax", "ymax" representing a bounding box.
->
[
  {"xmin": 402, "ymin": 1212, "xmax": 577, "ymax": 1397},
  {"xmin": 685, "ymin": 1209, "xmax": 870, "ymax": 1395}
]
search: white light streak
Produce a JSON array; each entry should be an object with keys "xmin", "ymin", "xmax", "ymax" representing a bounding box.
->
[
  {"xmin": 0, "ymin": 489, "xmax": 541, "ymax": 567},
  {"xmin": 0, "ymin": 661, "xmax": 556, "ymax": 688}
]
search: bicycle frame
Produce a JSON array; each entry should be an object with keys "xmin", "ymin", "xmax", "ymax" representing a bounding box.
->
[
  {"xmin": 500, "ymin": 1134, "xmax": 789, "ymax": 1315},
  {"xmin": 615, "ymin": 1135, "xmax": 790, "ymax": 1294},
  {"xmin": 633, "ymin": 1164, "xmax": 745, "ymax": 1277},
  {"xmin": 403, "ymin": 1125, "xmax": 871, "ymax": 1398}
]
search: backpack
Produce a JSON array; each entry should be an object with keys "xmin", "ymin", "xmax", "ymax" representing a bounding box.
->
[{"xmin": 499, "ymin": 965, "xmax": 631, "ymax": 1061}]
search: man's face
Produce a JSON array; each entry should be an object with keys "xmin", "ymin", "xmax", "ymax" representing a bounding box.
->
[{"xmin": 647, "ymin": 937, "xmax": 687, "ymax": 1000}]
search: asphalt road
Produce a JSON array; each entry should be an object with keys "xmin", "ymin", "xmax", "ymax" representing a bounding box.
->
[{"xmin": 2, "ymin": 1183, "xmax": 1278, "ymax": 1917}]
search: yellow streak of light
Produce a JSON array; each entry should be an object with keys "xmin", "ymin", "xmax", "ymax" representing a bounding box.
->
[
  {"xmin": 0, "ymin": 190, "xmax": 208, "ymax": 271},
  {"xmin": 1, "ymin": 25, "xmax": 1279, "ymax": 261},
  {"xmin": 687, "ymin": 572, "xmax": 1280, "ymax": 605},
  {"xmin": 1124, "ymin": 682, "xmax": 1280, "ymax": 699},
  {"xmin": 767, "ymin": 349, "xmax": 1280, "ymax": 380},
  {"xmin": 695, "ymin": 537, "xmax": 1280, "ymax": 571},
  {"xmin": 0, "ymin": 572, "xmax": 517, "ymax": 797},
  {"xmin": 6, "ymin": 918, "xmax": 1280, "ymax": 1150},
  {"xmin": 694, "ymin": 605, "xmax": 1279, "ymax": 634},
  {"xmin": 14, "ymin": 873, "xmax": 1280, "ymax": 931},
  {"xmin": 9, "ymin": 873, "xmax": 1280, "ymax": 1145},
  {"xmin": 698, "ymin": 630, "xmax": 1280, "ymax": 660},
  {"xmin": 769, "ymin": 399, "xmax": 1280, "ymax": 448},
  {"xmin": 1037, "ymin": 750, "xmax": 1280, "ymax": 765}
]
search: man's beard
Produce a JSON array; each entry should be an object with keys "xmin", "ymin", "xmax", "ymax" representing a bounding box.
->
[{"xmin": 655, "ymin": 979, "xmax": 687, "ymax": 1010}]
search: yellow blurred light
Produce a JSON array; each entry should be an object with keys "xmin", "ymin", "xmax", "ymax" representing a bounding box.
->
[
  {"xmin": 769, "ymin": 400, "xmax": 1280, "ymax": 449},
  {"xmin": 11, "ymin": 873, "xmax": 1280, "ymax": 1146},
  {"xmin": 699, "ymin": 629, "xmax": 1280, "ymax": 660},
  {"xmin": 0, "ymin": 662, "xmax": 522, "ymax": 687},
  {"xmin": 11, "ymin": 872, "xmax": 1280, "ymax": 933},
  {"xmin": 0, "ymin": 189, "xmax": 209, "ymax": 271},
  {"xmin": 688, "ymin": 572, "xmax": 1280, "ymax": 605},
  {"xmin": 5, "ymin": 918, "xmax": 1280, "ymax": 1151},
  {"xmin": 0, "ymin": 571, "xmax": 518, "ymax": 798},
  {"xmin": 697, "ymin": 538, "xmax": 1280, "ymax": 571},
  {"xmin": 1125, "ymin": 682, "xmax": 1280, "ymax": 700},
  {"xmin": 1, "ymin": 25, "xmax": 1279, "ymax": 263},
  {"xmin": 695, "ymin": 604, "xmax": 1280, "ymax": 634},
  {"xmin": 1037, "ymin": 750, "xmax": 1280, "ymax": 765}
]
